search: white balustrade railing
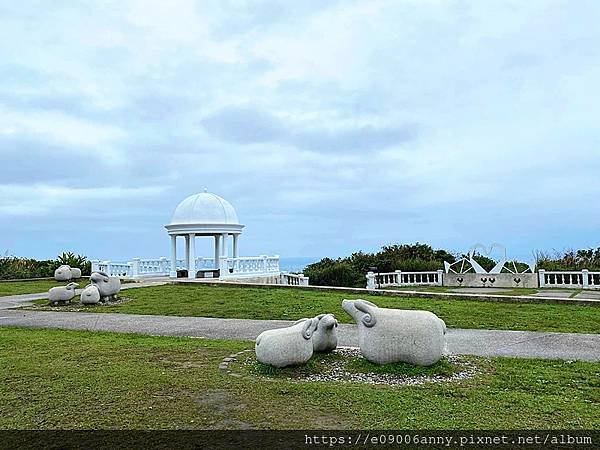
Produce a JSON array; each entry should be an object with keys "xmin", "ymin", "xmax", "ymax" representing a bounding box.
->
[
  {"xmin": 367, "ymin": 270, "xmax": 444, "ymax": 289},
  {"xmin": 364, "ymin": 268, "xmax": 600, "ymax": 290},
  {"xmin": 224, "ymin": 255, "xmax": 281, "ymax": 278},
  {"xmin": 92, "ymin": 255, "xmax": 281, "ymax": 279},
  {"xmin": 94, "ymin": 261, "xmax": 132, "ymax": 278},
  {"xmin": 280, "ymin": 272, "xmax": 309, "ymax": 286},
  {"xmin": 538, "ymin": 269, "xmax": 600, "ymax": 289}
]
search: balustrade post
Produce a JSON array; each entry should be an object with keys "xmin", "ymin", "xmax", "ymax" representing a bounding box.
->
[
  {"xmin": 437, "ymin": 269, "xmax": 444, "ymax": 286},
  {"xmin": 159, "ymin": 257, "xmax": 168, "ymax": 275},
  {"xmin": 91, "ymin": 260, "xmax": 100, "ymax": 274},
  {"xmin": 300, "ymin": 274, "xmax": 309, "ymax": 286},
  {"xmin": 366, "ymin": 271, "xmax": 376, "ymax": 290},
  {"xmin": 261, "ymin": 255, "xmax": 268, "ymax": 274},
  {"xmin": 394, "ymin": 270, "xmax": 402, "ymax": 285},
  {"xmin": 130, "ymin": 258, "xmax": 140, "ymax": 279},
  {"xmin": 538, "ymin": 269, "xmax": 545, "ymax": 288},
  {"xmin": 582, "ymin": 269, "xmax": 589, "ymax": 288}
]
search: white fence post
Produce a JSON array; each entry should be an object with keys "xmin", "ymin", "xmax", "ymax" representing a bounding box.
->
[
  {"xmin": 538, "ymin": 269, "xmax": 545, "ymax": 288},
  {"xmin": 91, "ymin": 260, "xmax": 100, "ymax": 273},
  {"xmin": 300, "ymin": 274, "xmax": 309, "ymax": 286},
  {"xmin": 437, "ymin": 269, "xmax": 444, "ymax": 286},
  {"xmin": 582, "ymin": 269, "xmax": 589, "ymax": 288},
  {"xmin": 261, "ymin": 255, "xmax": 268, "ymax": 274},
  {"xmin": 366, "ymin": 271, "xmax": 376, "ymax": 290},
  {"xmin": 158, "ymin": 257, "xmax": 167, "ymax": 275},
  {"xmin": 130, "ymin": 258, "xmax": 140, "ymax": 278},
  {"xmin": 395, "ymin": 270, "xmax": 402, "ymax": 285}
]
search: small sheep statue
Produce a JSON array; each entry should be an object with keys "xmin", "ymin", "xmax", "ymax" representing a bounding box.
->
[
  {"xmin": 311, "ymin": 313, "xmax": 338, "ymax": 353},
  {"xmin": 80, "ymin": 284, "xmax": 101, "ymax": 305},
  {"xmin": 89, "ymin": 271, "xmax": 121, "ymax": 302},
  {"xmin": 48, "ymin": 282, "xmax": 79, "ymax": 306},
  {"xmin": 255, "ymin": 317, "xmax": 319, "ymax": 368},
  {"xmin": 342, "ymin": 299, "xmax": 447, "ymax": 366},
  {"xmin": 54, "ymin": 265, "xmax": 81, "ymax": 281}
]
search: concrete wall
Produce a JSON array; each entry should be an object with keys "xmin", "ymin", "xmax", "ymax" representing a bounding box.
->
[{"xmin": 443, "ymin": 272, "xmax": 538, "ymax": 288}]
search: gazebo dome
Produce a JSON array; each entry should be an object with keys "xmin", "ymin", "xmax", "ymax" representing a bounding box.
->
[
  {"xmin": 170, "ymin": 192, "xmax": 240, "ymax": 225},
  {"xmin": 165, "ymin": 191, "xmax": 244, "ymax": 235}
]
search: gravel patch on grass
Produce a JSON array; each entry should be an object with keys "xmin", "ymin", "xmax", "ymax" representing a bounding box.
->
[{"xmin": 222, "ymin": 347, "xmax": 484, "ymax": 386}]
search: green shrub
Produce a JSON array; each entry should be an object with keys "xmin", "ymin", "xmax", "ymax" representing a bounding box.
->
[
  {"xmin": 0, "ymin": 252, "xmax": 91, "ymax": 280},
  {"xmin": 303, "ymin": 259, "xmax": 364, "ymax": 287},
  {"xmin": 535, "ymin": 248, "xmax": 600, "ymax": 271},
  {"xmin": 304, "ymin": 243, "xmax": 456, "ymax": 288},
  {"xmin": 56, "ymin": 252, "xmax": 91, "ymax": 276}
]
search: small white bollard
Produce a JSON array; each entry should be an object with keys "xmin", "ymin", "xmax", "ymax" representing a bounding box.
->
[
  {"xmin": 300, "ymin": 275, "xmax": 309, "ymax": 286},
  {"xmin": 130, "ymin": 258, "xmax": 140, "ymax": 278},
  {"xmin": 395, "ymin": 270, "xmax": 402, "ymax": 285},
  {"xmin": 582, "ymin": 269, "xmax": 589, "ymax": 288},
  {"xmin": 538, "ymin": 269, "xmax": 546, "ymax": 288},
  {"xmin": 366, "ymin": 271, "xmax": 376, "ymax": 290}
]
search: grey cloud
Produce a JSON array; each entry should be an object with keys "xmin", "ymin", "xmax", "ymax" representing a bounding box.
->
[
  {"xmin": 200, "ymin": 105, "xmax": 418, "ymax": 152},
  {"xmin": 200, "ymin": 106, "xmax": 286, "ymax": 143},
  {"xmin": 0, "ymin": 135, "xmax": 99, "ymax": 183}
]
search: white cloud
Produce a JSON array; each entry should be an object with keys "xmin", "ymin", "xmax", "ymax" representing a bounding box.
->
[
  {"xmin": 1, "ymin": 0, "xmax": 600, "ymax": 259},
  {"xmin": 0, "ymin": 184, "xmax": 167, "ymax": 217}
]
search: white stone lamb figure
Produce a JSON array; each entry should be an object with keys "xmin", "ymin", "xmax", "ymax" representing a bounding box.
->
[
  {"xmin": 342, "ymin": 299, "xmax": 447, "ymax": 366},
  {"xmin": 89, "ymin": 272, "xmax": 121, "ymax": 302},
  {"xmin": 54, "ymin": 265, "xmax": 72, "ymax": 281},
  {"xmin": 54, "ymin": 265, "xmax": 82, "ymax": 281},
  {"xmin": 255, "ymin": 317, "xmax": 319, "ymax": 368},
  {"xmin": 80, "ymin": 284, "xmax": 101, "ymax": 305},
  {"xmin": 48, "ymin": 282, "xmax": 79, "ymax": 306},
  {"xmin": 310, "ymin": 313, "xmax": 338, "ymax": 353}
]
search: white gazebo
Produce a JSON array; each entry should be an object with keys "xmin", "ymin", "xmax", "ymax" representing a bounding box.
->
[
  {"xmin": 165, "ymin": 190, "xmax": 244, "ymax": 279},
  {"xmin": 92, "ymin": 190, "xmax": 300, "ymax": 282}
]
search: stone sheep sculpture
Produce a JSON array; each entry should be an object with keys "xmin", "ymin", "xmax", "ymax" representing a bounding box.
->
[
  {"xmin": 342, "ymin": 299, "xmax": 446, "ymax": 366},
  {"xmin": 80, "ymin": 284, "xmax": 101, "ymax": 305},
  {"xmin": 89, "ymin": 271, "xmax": 121, "ymax": 302},
  {"xmin": 48, "ymin": 282, "xmax": 79, "ymax": 306},
  {"xmin": 310, "ymin": 313, "xmax": 338, "ymax": 353},
  {"xmin": 255, "ymin": 317, "xmax": 319, "ymax": 368},
  {"xmin": 54, "ymin": 265, "xmax": 81, "ymax": 281}
]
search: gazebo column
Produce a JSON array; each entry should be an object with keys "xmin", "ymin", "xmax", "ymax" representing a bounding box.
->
[
  {"xmin": 220, "ymin": 233, "xmax": 229, "ymax": 276},
  {"xmin": 214, "ymin": 235, "xmax": 220, "ymax": 271},
  {"xmin": 169, "ymin": 235, "xmax": 177, "ymax": 278},
  {"xmin": 232, "ymin": 234, "xmax": 239, "ymax": 273},
  {"xmin": 184, "ymin": 235, "xmax": 190, "ymax": 270},
  {"xmin": 233, "ymin": 234, "xmax": 239, "ymax": 258},
  {"xmin": 187, "ymin": 233, "xmax": 196, "ymax": 279}
]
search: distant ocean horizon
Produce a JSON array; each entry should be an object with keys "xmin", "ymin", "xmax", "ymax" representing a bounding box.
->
[{"xmin": 278, "ymin": 256, "xmax": 320, "ymax": 273}]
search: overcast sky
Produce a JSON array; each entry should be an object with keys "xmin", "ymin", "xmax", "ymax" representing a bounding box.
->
[{"xmin": 1, "ymin": 0, "xmax": 599, "ymax": 263}]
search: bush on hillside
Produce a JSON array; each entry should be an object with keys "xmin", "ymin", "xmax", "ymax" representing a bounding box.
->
[
  {"xmin": 304, "ymin": 243, "xmax": 457, "ymax": 288},
  {"xmin": 0, "ymin": 252, "xmax": 91, "ymax": 280},
  {"xmin": 535, "ymin": 248, "xmax": 600, "ymax": 271}
]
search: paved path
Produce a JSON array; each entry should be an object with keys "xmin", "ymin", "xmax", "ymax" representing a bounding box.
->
[
  {"xmin": 0, "ymin": 310, "xmax": 598, "ymax": 362},
  {"xmin": 0, "ymin": 280, "xmax": 168, "ymax": 310}
]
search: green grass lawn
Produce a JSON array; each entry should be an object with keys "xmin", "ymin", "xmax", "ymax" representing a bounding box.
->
[
  {"xmin": 30, "ymin": 284, "xmax": 599, "ymax": 334},
  {"xmin": 0, "ymin": 327, "xmax": 598, "ymax": 430},
  {"xmin": 0, "ymin": 280, "xmax": 79, "ymax": 296}
]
